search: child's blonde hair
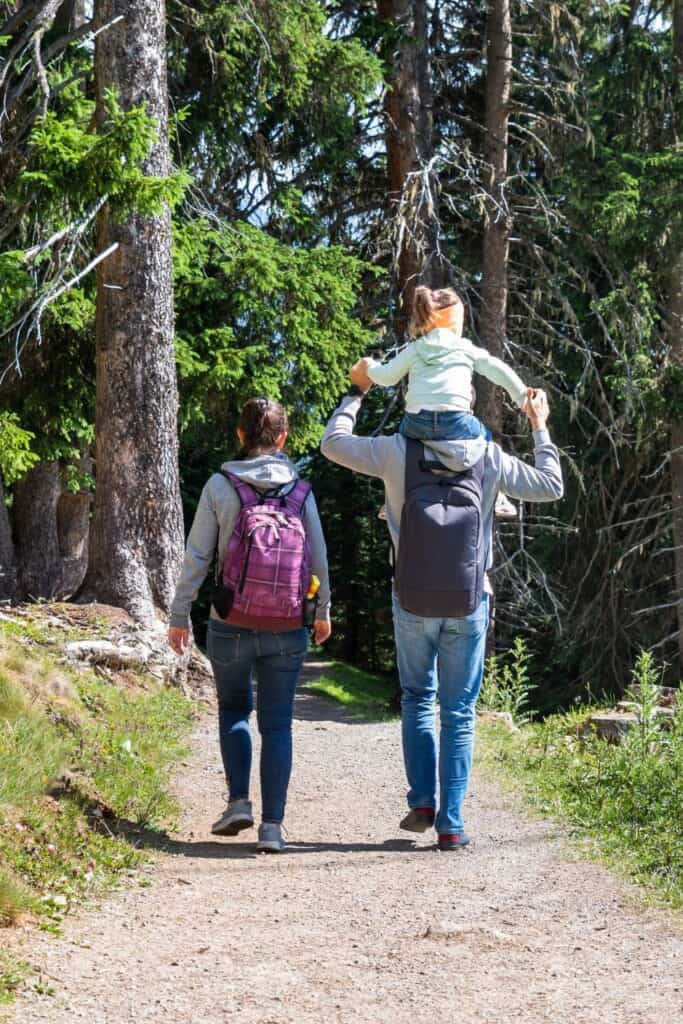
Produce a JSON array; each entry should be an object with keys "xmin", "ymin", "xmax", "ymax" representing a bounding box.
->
[{"xmin": 409, "ymin": 286, "xmax": 463, "ymax": 339}]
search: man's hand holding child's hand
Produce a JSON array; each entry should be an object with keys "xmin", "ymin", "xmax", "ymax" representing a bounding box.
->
[{"xmin": 349, "ymin": 358, "xmax": 373, "ymax": 394}]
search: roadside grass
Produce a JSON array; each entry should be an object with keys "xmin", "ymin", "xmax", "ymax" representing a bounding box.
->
[
  {"xmin": 0, "ymin": 951, "xmax": 27, "ymax": 1007},
  {"xmin": 477, "ymin": 648, "xmax": 683, "ymax": 908},
  {"xmin": 305, "ymin": 661, "xmax": 398, "ymax": 720},
  {"xmin": 0, "ymin": 615, "xmax": 195, "ymax": 1001}
]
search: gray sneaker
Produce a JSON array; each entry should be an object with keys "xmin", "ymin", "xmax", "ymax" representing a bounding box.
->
[
  {"xmin": 257, "ymin": 822, "xmax": 285, "ymax": 853},
  {"xmin": 211, "ymin": 798, "xmax": 254, "ymax": 836}
]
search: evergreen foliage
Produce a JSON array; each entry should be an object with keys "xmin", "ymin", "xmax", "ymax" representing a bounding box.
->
[{"xmin": 1, "ymin": 1, "xmax": 682, "ymax": 697}]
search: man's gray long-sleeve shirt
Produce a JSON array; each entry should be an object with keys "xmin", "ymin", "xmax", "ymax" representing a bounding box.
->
[
  {"xmin": 169, "ymin": 453, "xmax": 331, "ymax": 629},
  {"xmin": 320, "ymin": 396, "xmax": 564, "ymax": 577}
]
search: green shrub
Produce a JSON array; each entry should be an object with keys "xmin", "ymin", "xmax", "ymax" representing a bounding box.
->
[
  {"xmin": 478, "ymin": 649, "xmax": 683, "ymax": 905},
  {"xmin": 480, "ymin": 637, "xmax": 536, "ymax": 724}
]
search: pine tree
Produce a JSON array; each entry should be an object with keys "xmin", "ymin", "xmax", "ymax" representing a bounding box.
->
[{"xmin": 82, "ymin": 0, "xmax": 184, "ymax": 622}]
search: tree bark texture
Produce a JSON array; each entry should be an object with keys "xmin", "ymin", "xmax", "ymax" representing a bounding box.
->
[
  {"xmin": 377, "ymin": 0, "xmax": 444, "ymax": 336},
  {"xmin": 85, "ymin": 0, "xmax": 183, "ymax": 622},
  {"xmin": 10, "ymin": 457, "xmax": 90, "ymax": 602},
  {"xmin": 669, "ymin": 0, "xmax": 683, "ymax": 665},
  {"xmin": 0, "ymin": 479, "xmax": 17, "ymax": 601},
  {"xmin": 477, "ymin": 0, "xmax": 512, "ymax": 441},
  {"xmin": 57, "ymin": 488, "xmax": 90, "ymax": 596},
  {"xmin": 54, "ymin": 0, "xmax": 89, "ymax": 33},
  {"xmin": 13, "ymin": 462, "xmax": 63, "ymax": 600}
]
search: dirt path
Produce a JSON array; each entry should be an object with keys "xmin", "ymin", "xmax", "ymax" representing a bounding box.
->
[{"xmin": 8, "ymin": 673, "xmax": 683, "ymax": 1024}]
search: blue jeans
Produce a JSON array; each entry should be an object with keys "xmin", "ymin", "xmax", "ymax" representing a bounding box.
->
[
  {"xmin": 206, "ymin": 620, "xmax": 309, "ymax": 824},
  {"xmin": 392, "ymin": 591, "xmax": 489, "ymax": 834},
  {"xmin": 400, "ymin": 409, "xmax": 492, "ymax": 442}
]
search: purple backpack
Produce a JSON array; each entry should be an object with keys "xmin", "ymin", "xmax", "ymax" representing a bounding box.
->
[{"xmin": 214, "ymin": 471, "xmax": 312, "ymax": 626}]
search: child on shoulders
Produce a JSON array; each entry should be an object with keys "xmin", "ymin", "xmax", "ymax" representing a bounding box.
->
[{"xmin": 360, "ymin": 286, "xmax": 528, "ymax": 518}]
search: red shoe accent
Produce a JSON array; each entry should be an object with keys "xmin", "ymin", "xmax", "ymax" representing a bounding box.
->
[
  {"xmin": 439, "ymin": 833, "xmax": 461, "ymax": 841},
  {"xmin": 416, "ymin": 807, "xmax": 435, "ymax": 815}
]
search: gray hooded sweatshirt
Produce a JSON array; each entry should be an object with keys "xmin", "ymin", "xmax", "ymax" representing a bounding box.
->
[
  {"xmin": 320, "ymin": 396, "xmax": 563, "ymax": 581},
  {"xmin": 169, "ymin": 453, "xmax": 330, "ymax": 630}
]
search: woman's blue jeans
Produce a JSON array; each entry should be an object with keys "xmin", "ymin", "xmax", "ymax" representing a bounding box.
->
[
  {"xmin": 392, "ymin": 591, "xmax": 490, "ymax": 834},
  {"xmin": 206, "ymin": 620, "xmax": 308, "ymax": 824}
]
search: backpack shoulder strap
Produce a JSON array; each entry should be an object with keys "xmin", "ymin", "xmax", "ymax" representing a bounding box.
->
[
  {"xmin": 404, "ymin": 439, "xmax": 424, "ymax": 495},
  {"xmin": 282, "ymin": 478, "xmax": 311, "ymax": 515},
  {"xmin": 220, "ymin": 469, "xmax": 260, "ymax": 507}
]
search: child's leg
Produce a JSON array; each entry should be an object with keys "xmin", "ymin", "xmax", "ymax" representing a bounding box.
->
[
  {"xmin": 430, "ymin": 411, "xmax": 488, "ymax": 441},
  {"xmin": 399, "ymin": 411, "xmax": 437, "ymax": 440},
  {"xmin": 401, "ymin": 410, "xmax": 488, "ymax": 441}
]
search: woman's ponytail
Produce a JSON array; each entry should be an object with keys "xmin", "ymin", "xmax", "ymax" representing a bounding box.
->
[{"xmin": 237, "ymin": 397, "xmax": 289, "ymax": 457}]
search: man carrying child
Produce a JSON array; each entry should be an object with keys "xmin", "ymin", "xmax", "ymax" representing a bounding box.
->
[{"xmin": 320, "ymin": 287, "xmax": 563, "ymax": 850}]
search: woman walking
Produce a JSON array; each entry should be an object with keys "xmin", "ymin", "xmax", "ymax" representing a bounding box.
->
[{"xmin": 168, "ymin": 397, "xmax": 331, "ymax": 852}]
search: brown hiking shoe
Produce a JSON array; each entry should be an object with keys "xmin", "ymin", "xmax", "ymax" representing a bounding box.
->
[{"xmin": 400, "ymin": 808, "xmax": 435, "ymax": 833}]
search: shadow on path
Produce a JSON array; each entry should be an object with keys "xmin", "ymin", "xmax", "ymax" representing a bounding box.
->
[{"xmin": 115, "ymin": 824, "xmax": 428, "ymax": 860}]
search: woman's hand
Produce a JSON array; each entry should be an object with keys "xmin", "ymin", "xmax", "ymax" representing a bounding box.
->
[
  {"xmin": 313, "ymin": 619, "xmax": 332, "ymax": 645},
  {"xmin": 168, "ymin": 626, "xmax": 190, "ymax": 655}
]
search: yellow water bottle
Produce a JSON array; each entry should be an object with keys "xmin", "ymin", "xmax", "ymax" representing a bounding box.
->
[{"xmin": 304, "ymin": 575, "xmax": 320, "ymax": 624}]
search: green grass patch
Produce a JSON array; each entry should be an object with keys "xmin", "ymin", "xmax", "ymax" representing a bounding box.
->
[
  {"xmin": 77, "ymin": 678, "xmax": 192, "ymax": 828},
  {"xmin": 0, "ymin": 614, "xmax": 194, "ymax": 980},
  {"xmin": 0, "ymin": 950, "xmax": 28, "ymax": 1006},
  {"xmin": 306, "ymin": 661, "xmax": 398, "ymax": 719},
  {"xmin": 477, "ymin": 651, "xmax": 683, "ymax": 907},
  {"xmin": 0, "ymin": 866, "xmax": 34, "ymax": 926}
]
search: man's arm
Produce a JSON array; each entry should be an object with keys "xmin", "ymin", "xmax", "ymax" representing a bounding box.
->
[
  {"xmin": 320, "ymin": 395, "xmax": 397, "ymax": 479},
  {"xmin": 365, "ymin": 344, "xmax": 416, "ymax": 388},
  {"xmin": 495, "ymin": 389, "xmax": 564, "ymax": 501}
]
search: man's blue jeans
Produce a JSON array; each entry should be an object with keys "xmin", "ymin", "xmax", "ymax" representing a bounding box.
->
[
  {"xmin": 206, "ymin": 620, "xmax": 309, "ymax": 824},
  {"xmin": 392, "ymin": 591, "xmax": 489, "ymax": 834}
]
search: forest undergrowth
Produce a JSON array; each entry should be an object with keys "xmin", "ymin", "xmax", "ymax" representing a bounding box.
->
[
  {"xmin": 0, "ymin": 613, "xmax": 194, "ymax": 1003},
  {"xmin": 478, "ymin": 647, "xmax": 683, "ymax": 907}
]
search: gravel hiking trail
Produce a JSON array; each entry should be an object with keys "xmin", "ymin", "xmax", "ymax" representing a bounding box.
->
[{"xmin": 8, "ymin": 660, "xmax": 683, "ymax": 1024}]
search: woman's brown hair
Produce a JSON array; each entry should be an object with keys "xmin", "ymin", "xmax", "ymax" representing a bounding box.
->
[
  {"xmin": 237, "ymin": 397, "xmax": 289, "ymax": 457},
  {"xmin": 408, "ymin": 286, "xmax": 463, "ymax": 338}
]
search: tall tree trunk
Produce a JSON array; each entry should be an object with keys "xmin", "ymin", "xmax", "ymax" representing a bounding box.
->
[
  {"xmin": 0, "ymin": 479, "xmax": 17, "ymax": 601},
  {"xmin": 478, "ymin": 0, "xmax": 512, "ymax": 442},
  {"xmin": 57, "ymin": 450, "xmax": 92, "ymax": 598},
  {"xmin": 83, "ymin": 0, "xmax": 183, "ymax": 622},
  {"xmin": 13, "ymin": 462, "xmax": 63, "ymax": 600},
  {"xmin": 54, "ymin": 0, "xmax": 89, "ymax": 33},
  {"xmin": 378, "ymin": 0, "xmax": 444, "ymax": 336},
  {"xmin": 669, "ymin": 0, "xmax": 683, "ymax": 666}
]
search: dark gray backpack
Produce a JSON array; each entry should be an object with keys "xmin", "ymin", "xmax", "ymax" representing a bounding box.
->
[{"xmin": 395, "ymin": 439, "xmax": 486, "ymax": 617}]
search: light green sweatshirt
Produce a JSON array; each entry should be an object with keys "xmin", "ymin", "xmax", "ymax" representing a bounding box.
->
[{"xmin": 366, "ymin": 328, "xmax": 527, "ymax": 413}]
